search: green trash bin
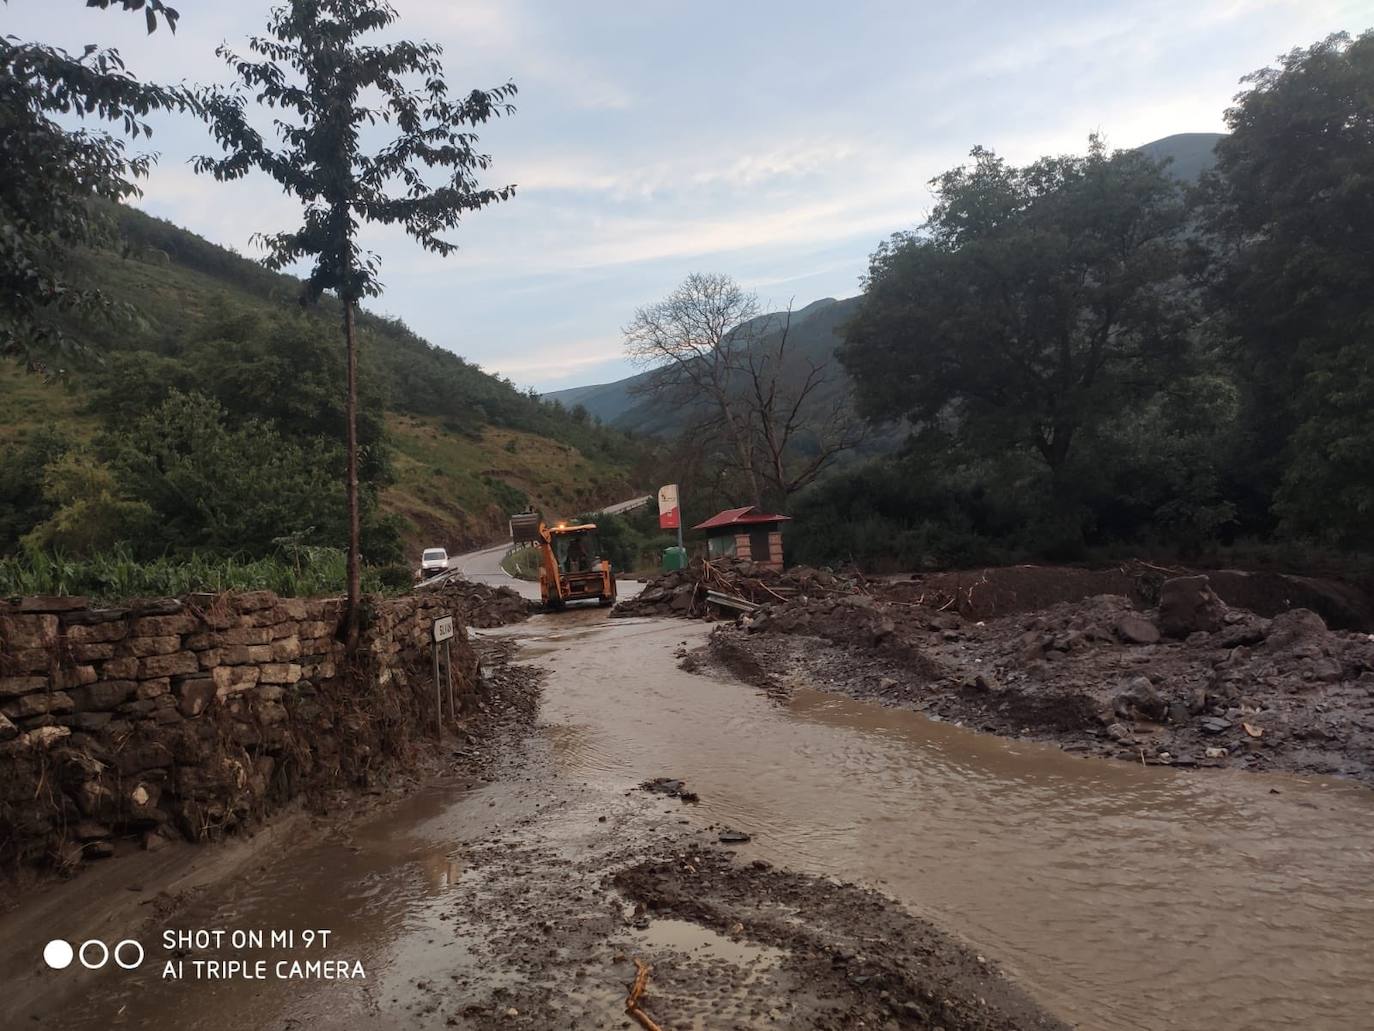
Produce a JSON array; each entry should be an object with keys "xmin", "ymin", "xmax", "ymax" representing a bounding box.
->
[{"xmin": 662, "ymin": 546, "xmax": 687, "ymax": 572}]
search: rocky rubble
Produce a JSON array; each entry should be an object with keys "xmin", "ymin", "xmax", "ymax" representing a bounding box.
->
[
  {"xmin": 612, "ymin": 556, "xmax": 865, "ymax": 619},
  {"xmin": 420, "ymin": 576, "xmax": 533, "ymax": 627},
  {"xmin": 702, "ymin": 573, "xmax": 1374, "ymax": 783},
  {"xmin": 0, "ymin": 586, "xmax": 483, "ymax": 877}
]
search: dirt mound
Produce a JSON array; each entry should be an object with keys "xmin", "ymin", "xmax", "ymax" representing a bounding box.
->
[
  {"xmin": 612, "ymin": 556, "xmax": 866, "ymax": 620},
  {"xmin": 704, "ymin": 573, "xmax": 1374, "ymax": 783},
  {"xmin": 421, "ymin": 577, "xmax": 533, "ymax": 628},
  {"xmin": 614, "ymin": 851, "xmax": 1068, "ymax": 1031},
  {"xmin": 888, "ymin": 562, "xmax": 1374, "ymax": 630}
]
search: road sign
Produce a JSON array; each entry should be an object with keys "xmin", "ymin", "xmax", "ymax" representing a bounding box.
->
[
  {"xmin": 432, "ymin": 615, "xmax": 454, "ymax": 642},
  {"xmin": 658, "ymin": 484, "xmax": 680, "ymax": 530}
]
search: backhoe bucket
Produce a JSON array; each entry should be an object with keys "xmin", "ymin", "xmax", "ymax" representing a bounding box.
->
[{"xmin": 509, "ymin": 511, "xmax": 543, "ymax": 544}]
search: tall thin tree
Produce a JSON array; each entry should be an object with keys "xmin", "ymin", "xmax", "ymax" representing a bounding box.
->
[{"xmin": 194, "ymin": 0, "xmax": 516, "ymax": 644}]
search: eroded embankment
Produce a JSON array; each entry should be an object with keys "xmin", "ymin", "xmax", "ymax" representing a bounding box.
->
[{"xmin": 694, "ymin": 572, "xmax": 1374, "ymax": 782}]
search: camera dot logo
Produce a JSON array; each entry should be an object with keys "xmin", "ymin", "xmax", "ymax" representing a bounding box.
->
[
  {"xmin": 43, "ymin": 939, "xmax": 74, "ymax": 970},
  {"xmin": 42, "ymin": 938, "xmax": 144, "ymax": 971}
]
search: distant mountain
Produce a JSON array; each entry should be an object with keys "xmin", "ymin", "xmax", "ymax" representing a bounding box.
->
[
  {"xmin": 545, "ymin": 296, "xmax": 861, "ymax": 434},
  {"xmin": 1138, "ymin": 132, "xmax": 1224, "ymax": 181},
  {"xmin": 547, "ymin": 133, "xmax": 1225, "ymax": 442}
]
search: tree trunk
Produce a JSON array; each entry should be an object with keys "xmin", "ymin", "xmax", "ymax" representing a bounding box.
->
[{"xmin": 343, "ymin": 299, "xmax": 362, "ymax": 650}]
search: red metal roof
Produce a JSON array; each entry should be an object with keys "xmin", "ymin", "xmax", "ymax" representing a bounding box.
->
[{"xmin": 692, "ymin": 506, "xmax": 792, "ymax": 531}]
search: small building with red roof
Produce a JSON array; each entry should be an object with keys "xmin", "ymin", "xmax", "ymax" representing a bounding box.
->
[{"xmin": 692, "ymin": 506, "xmax": 791, "ymax": 570}]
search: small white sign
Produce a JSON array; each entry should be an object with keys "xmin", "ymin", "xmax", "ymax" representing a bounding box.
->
[{"xmin": 432, "ymin": 616, "xmax": 454, "ymax": 642}]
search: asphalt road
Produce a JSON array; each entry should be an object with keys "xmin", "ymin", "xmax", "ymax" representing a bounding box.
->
[{"xmin": 440, "ymin": 494, "xmax": 653, "ymax": 601}]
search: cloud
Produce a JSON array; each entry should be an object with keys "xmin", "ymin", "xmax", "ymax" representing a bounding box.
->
[{"xmin": 481, "ymin": 339, "xmax": 626, "ymax": 383}]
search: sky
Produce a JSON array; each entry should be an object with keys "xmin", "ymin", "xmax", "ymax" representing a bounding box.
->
[{"xmin": 9, "ymin": 0, "xmax": 1368, "ymax": 390}]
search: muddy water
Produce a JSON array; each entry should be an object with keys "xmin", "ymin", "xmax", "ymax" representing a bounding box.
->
[
  {"xmin": 521, "ymin": 613, "xmax": 1374, "ymax": 1031},
  {"xmin": 29, "ymin": 609, "xmax": 1374, "ymax": 1030}
]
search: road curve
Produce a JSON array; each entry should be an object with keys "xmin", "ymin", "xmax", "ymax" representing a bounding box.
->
[{"xmin": 434, "ymin": 494, "xmax": 654, "ymax": 601}]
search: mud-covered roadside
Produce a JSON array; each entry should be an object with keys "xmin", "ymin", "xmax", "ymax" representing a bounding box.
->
[
  {"xmin": 377, "ymin": 764, "xmax": 1067, "ymax": 1031},
  {"xmin": 696, "ymin": 576, "xmax": 1374, "ymax": 784}
]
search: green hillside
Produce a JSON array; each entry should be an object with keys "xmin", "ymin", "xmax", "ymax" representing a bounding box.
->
[{"xmin": 0, "ymin": 204, "xmax": 643, "ymax": 560}]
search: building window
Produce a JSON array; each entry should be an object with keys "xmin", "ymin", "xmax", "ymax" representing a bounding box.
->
[{"xmin": 708, "ymin": 535, "xmax": 736, "ymax": 558}]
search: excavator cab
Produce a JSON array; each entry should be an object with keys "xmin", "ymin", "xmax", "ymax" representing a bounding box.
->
[{"xmin": 510, "ymin": 511, "xmax": 617, "ymax": 610}]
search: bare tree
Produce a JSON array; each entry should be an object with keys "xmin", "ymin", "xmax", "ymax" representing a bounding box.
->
[
  {"xmin": 624, "ymin": 273, "xmax": 764, "ymax": 508},
  {"xmin": 625, "ymin": 273, "xmax": 865, "ymax": 511},
  {"xmin": 742, "ymin": 307, "xmax": 867, "ymax": 505}
]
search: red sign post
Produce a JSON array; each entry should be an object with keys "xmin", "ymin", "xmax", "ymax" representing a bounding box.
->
[{"xmin": 657, "ymin": 484, "xmax": 680, "ymax": 529}]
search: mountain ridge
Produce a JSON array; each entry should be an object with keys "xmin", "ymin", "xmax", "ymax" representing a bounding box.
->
[{"xmin": 545, "ymin": 133, "xmax": 1225, "ymax": 436}]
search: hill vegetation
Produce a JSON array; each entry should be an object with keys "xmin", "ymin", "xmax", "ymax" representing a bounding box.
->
[{"xmin": 0, "ymin": 204, "xmax": 644, "ymax": 566}]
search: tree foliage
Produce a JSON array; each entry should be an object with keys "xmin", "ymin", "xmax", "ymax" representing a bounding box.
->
[
  {"xmin": 0, "ymin": 0, "xmax": 190, "ymax": 367},
  {"xmin": 843, "ymin": 138, "xmax": 1191, "ymax": 495},
  {"xmin": 193, "ymin": 0, "xmax": 517, "ymax": 303},
  {"xmin": 193, "ymin": 0, "xmax": 517, "ymax": 635},
  {"xmin": 1197, "ymin": 30, "xmax": 1374, "ymax": 547}
]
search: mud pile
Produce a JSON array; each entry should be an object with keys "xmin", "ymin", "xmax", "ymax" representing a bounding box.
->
[
  {"xmin": 613, "ymin": 556, "xmax": 866, "ymax": 619},
  {"xmin": 421, "ymin": 577, "xmax": 532, "ymax": 627},
  {"xmin": 705, "ymin": 573, "xmax": 1374, "ymax": 783}
]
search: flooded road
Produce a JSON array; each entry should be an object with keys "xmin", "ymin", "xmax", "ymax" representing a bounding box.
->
[
  {"xmin": 29, "ymin": 609, "xmax": 1374, "ymax": 1030},
  {"xmin": 521, "ymin": 613, "xmax": 1374, "ymax": 1030}
]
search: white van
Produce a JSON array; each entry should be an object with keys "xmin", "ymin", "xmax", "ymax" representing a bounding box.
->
[{"xmin": 419, "ymin": 548, "xmax": 449, "ymax": 578}]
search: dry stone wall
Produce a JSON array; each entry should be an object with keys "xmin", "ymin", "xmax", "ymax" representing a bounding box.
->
[{"xmin": 0, "ymin": 588, "xmax": 477, "ymax": 872}]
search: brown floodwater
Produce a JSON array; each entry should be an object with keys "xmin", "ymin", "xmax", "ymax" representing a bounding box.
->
[
  {"xmin": 522, "ymin": 613, "xmax": 1374, "ymax": 1030},
  {"xmin": 24, "ymin": 609, "xmax": 1374, "ymax": 1030}
]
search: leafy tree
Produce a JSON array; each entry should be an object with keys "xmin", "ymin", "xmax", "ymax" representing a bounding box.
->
[
  {"xmin": 106, "ymin": 389, "xmax": 351, "ymax": 557},
  {"xmin": 194, "ymin": 0, "xmax": 517, "ymax": 641},
  {"xmin": 0, "ymin": 427, "xmax": 71, "ymax": 552},
  {"xmin": 22, "ymin": 451, "xmax": 154, "ymax": 556},
  {"xmin": 842, "ymin": 139, "xmax": 1192, "ymax": 517},
  {"xmin": 1196, "ymin": 31, "xmax": 1374, "ymax": 546},
  {"xmin": 0, "ymin": 0, "xmax": 189, "ymax": 368}
]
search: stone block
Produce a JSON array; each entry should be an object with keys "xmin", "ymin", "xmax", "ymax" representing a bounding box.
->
[
  {"xmin": 257, "ymin": 663, "xmax": 302, "ymax": 685},
  {"xmin": 299, "ymin": 620, "xmax": 332, "ymax": 639},
  {"xmin": 114, "ymin": 739, "xmax": 174, "ymax": 774},
  {"xmin": 212, "ymin": 665, "xmax": 259, "ymax": 698},
  {"xmin": 277, "ymin": 598, "xmax": 308, "ymax": 620},
  {"xmin": 0, "ymin": 613, "xmax": 59, "ymax": 649},
  {"xmin": 221, "ymin": 643, "xmax": 272, "ymax": 665},
  {"xmin": 0, "ymin": 712, "xmax": 16, "ymax": 741},
  {"xmin": 136, "ymin": 678, "xmax": 171, "ymax": 700},
  {"xmin": 100, "ymin": 656, "xmax": 140, "ymax": 679},
  {"xmin": 4, "ymin": 648, "xmax": 51, "ymax": 674},
  {"xmin": 2, "ymin": 690, "xmax": 73, "ymax": 719},
  {"xmin": 59, "ymin": 607, "xmax": 128, "ymax": 626},
  {"xmin": 217, "ymin": 626, "xmax": 272, "ymax": 646},
  {"xmin": 17, "ymin": 596, "xmax": 88, "ymax": 613},
  {"xmin": 139, "ymin": 652, "xmax": 199, "ymax": 679},
  {"xmin": 69, "ymin": 680, "xmax": 137, "ymax": 711},
  {"xmin": 198, "ymin": 648, "xmax": 222, "ymax": 669},
  {"xmin": 71, "ymin": 642, "xmax": 116, "ymax": 662},
  {"xmin": 53, "ymin": 665, "xmax": 98, "ymax": 689},
  {"xmin": 64, "ymin": 620, "xmax": 129, "ymax": 644},
  {"xmin": 270, "ymin": 636, "xmax": 301, "ymax": 661},
  {"xmin": 131, "ymin": 613, "xmax": 196, "ymax": 636},
  {"xmin": 67, "ymin": 711, "xmax": 113, "ymax": 732},
  {"xmin": 0, "ymin": 676, "xmax": 49, "ymax": 699},
  {"xmin": 233, "ymin": 590, "xmax": 278, "ymax": 612},
  {"xmin": 176, "ymin": 678, "xmax": 218, "ymax": 718},
  {"xmin": 270, "ymin": 621, "xmax": 300, "ymax": 640},
  {"xmin": 129, "ymin": 636, "xmax": 181, "ymax": 657}
]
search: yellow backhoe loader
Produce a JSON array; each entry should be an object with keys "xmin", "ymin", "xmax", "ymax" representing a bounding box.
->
[{"xmin": 509, "ymin": 511, "xmax": 617, "ymax": 611}]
